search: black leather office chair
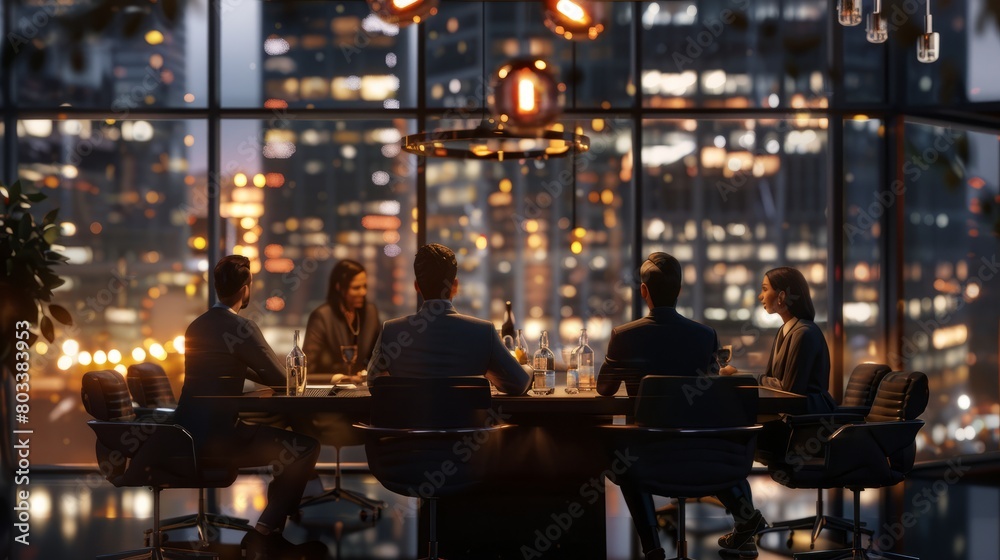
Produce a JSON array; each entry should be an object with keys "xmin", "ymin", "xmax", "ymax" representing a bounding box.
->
[
  {"xmin": 769, "ymin": 371, "xmax": 928, "ymax": 560},
  {"xmin": 83, "ymin": 369, "xmax": 233, "ymax": 560},
  {"xmin": 124, "ymin": 363, "xmax": 253, "ymax": 545},
  {"xmin": 354, "ymin": 376, "xmax": 512, "ymax": 560},
  {"xmin": 759, "ymin": 363, "xmax": 892, "ymax": 549},
  {"xmin": 602, "ymin": 375, "xmax": 762, "ymax": 560}
]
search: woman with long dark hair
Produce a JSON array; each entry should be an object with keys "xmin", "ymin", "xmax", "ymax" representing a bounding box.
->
[
  {"xmin": 303, "ymin": 259, "xmax": 381, "ymax": 382},
  {"xmin": 716, "ymin": 266, "xmax": 836, "ymax": 557}
]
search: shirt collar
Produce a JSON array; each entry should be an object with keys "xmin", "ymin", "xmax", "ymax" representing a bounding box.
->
[{"xmin": 213, "ymin": 301, "xmax": 238, "ymax": 315}]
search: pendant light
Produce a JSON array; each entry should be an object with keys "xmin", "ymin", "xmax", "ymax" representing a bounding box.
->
[
  {"xmin": 866, "ymin": 0, "xmax": 888, "ymax": 44},
  {"xmin": 836, "ymin": 0, "xmax": 862, "ymax": 26},
  {"xmin": 401, "ymin": 2, "xmax": 589, "ymax": 160},
  {"xmin": 367, "ymin": 0, "xmax": 439, "ymax": 27},
  {"xmin": 917, "ymin": 0, "xmax": 940, "ymax": 63},
  {"xmin": 542, "ymin": 0, "xmax": 605, "ymax": 41}
]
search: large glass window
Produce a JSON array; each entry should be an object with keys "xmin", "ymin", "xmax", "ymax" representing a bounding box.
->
[
  {"xmin": 641, "ymin": 117, "xmax": 829, "ymax": 369},
  {"xmin": 902, "ymin": 121, "xmax": 1000, "ymax": 459}
]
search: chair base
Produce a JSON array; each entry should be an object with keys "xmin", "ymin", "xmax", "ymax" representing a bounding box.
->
[
  {"xmin": 299, "ymin": 486, "xmax": 386, "ymax": 520},
  {"xmin": 97, "ymin": 546, "xmax": 218, "ymax": 560},
  {"xmin": 151, "ymin": 489, "xmax": 252, "ymax": 546},
  {"xmin": 794, "ymin": 549, "xmax": 918, "ymax": 560},
  {"xmin": 758, "ymin": 489, "xmax": 873, "ymax": 548}
]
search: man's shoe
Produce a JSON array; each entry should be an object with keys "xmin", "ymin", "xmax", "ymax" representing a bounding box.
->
[
  {"xmin": 242, "ymin": 530, "xmax": 327, "ymax": 560},
  {"xmin": 718, "ymin": 509, "xmax": 766, "ymax": 558}
]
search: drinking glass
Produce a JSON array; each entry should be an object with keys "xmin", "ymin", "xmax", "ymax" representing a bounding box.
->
[
  {"xmin": 716, "ymin": 345, "xmax": 733, "ymax": 368},
  {"xmin": 341, "ymin": 345, "xmax": 358, "ymax": 375}
]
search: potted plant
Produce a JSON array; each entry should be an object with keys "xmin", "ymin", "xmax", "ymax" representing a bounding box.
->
[{"xmin": 0, "ymin": 179, "xmax": 71, "ymax": 551}]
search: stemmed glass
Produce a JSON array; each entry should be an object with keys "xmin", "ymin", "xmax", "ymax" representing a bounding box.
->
[
  {"xmin": 716, "ymin": 345, "xmax": 733, "ymax": 369},
  {"xmin": 340, "ymin": 345, "xmax": 358, "ymax": 376}
]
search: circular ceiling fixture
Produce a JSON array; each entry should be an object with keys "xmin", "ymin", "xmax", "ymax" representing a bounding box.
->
[{"xmin": 542, "ymin": 0, "xmax": 605, "ymax": 41}]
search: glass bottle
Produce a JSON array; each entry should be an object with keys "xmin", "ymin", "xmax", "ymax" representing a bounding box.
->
[
  {"xmin": 514, "ymin": 328, "xmax": 530, "ymax": 365},
  {"xmin": 532, "ymin": 330, "xmax": 555, "ymax": 395},
  {"xmin": 565, "ymin": 338, "xmax": 579, "ymax": 394},
  {"xmin": 577, "ymin": 328, "xmax": 595, "ymax": 392},
  {"xmin": 501, "ymin": 300, "xmax": 516, "ymax": 340},
  {"xmin": 286, "ymin": 329, "xmax": 307, "ymax": 396}
]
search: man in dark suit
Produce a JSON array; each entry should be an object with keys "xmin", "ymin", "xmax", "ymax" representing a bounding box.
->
[
  {"xmin": 597, "ymin": 252, "xmax": 721, "ymax": 560},
  {"xmin": 174, "ymin": 255, "xmax": 324, "ymax": 560},
  {"xmin": 366, "ymin": 243, "xmax": 531, "ymax": 395}
]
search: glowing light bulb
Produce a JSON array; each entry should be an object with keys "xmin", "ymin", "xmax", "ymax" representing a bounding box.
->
[
  {"xmin": 556, "ymin": 0, "xmax": 587, "ymax": 23},
  {"xmin": 517, "ymin": 78, "xmax": 538, "ymax": 114},
  {"xmin": 866, "ymin": 1, "xmax": 888, "ymax": 44},
  {"xmin": 917, "ymin": 2, "xmax": 939, "ymax": 63},
  {"xmin": 837, "ymin": 0, "xmax": 862, "ymax": 26}
]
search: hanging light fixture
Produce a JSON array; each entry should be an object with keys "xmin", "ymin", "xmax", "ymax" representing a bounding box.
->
[
  {"xmin": 401, "ymin": 3, "xmax": 590, "ymax": 161},
  {"xmin": 917, "ymin": 0, "xmax": 940, "ymax": 63},
  {"xmin": 494, "ymin": 58, "xmax": 560, "ymax": 132},
  {"xmin": 865, "ymin": 0, "xmax": 888, "ymax": 43},
  {"xmin": 367, "ymin": 0, "xmax": 439, "ymax": 27},
  {"xmin": 542, "ymin": 0, "xmax": 605, "ymax": 41},
  {"xmin": 836, "ymin": 0, "xmax": 862, "ymax": 26}
]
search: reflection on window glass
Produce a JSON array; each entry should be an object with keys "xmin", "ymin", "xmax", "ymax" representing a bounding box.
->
[
  {"xmin": 17, "ymin": 119, "xmax": 207, "ymax": 464},
  {"xmin": 425, "ymin": 118, "xmax": 633, "ymax": 362},
  {"xmin": 902, "ymin": 122, "xmax": 1000, "ymax": 460},
  {"xmin": 219, "ymin": 119, "xmax": 417, "ymax": 346},
  {"xmin": 642, "ymin": 118, "xmax": 828, "ymax": 369},
  {"xmin": 13, "ymin": 1, "xmax": 206, "ymax": 108},
  {"xmin": 641, "ymin": 0, "xmax": 828, "ymax": 109},
  {"xmin": 223, "ymin": 1, "xmax": 416, "ymax": 108},
  {"xmin": 843, "ymin": 118, "xmax": 885, "ymax": 370},
  {"xmin": 425, "ymin": 2, "xmax": 633, "ymax": 111}
]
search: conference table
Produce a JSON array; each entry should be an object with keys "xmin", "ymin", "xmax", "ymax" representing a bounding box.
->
[{"xmin": 201, "ymin": 378, "xmax": 805, "ymax": 559}]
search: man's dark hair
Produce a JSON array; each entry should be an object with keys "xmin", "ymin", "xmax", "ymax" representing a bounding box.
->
[
  {"xmin": 765, "ymin": 266, "xmax": 816, "ymax": 321},
  {"xmin": 414, "ymin": 243, "xmax": 457, "ymax": 300},
  {"xmin": 640, "ymin": 252, "xmax": 682, "ymax": 307},
  {"xmin": 214, "ymin": 255, "xmax": 251, "ymax": 300}
]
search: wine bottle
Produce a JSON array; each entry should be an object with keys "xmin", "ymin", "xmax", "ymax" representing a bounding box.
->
[
  {"xmin": 577, "ymin": 328, "xmax": 595, "ymax": 391},
  {"xmin": 286, "ymin": 329, "xmax": 307, "ymax": 396},
  {"xmin": 501, "ymin": 300, "xmax": 515, "ymax": 340}
]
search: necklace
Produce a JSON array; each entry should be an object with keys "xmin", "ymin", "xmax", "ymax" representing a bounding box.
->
[{"xmin": 344, "ymin": 308, "xmax": 360, "ymax": 337}]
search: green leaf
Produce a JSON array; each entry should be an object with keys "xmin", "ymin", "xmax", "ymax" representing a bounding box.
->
[
  {"xmin": 40, "ymin": 316, "xmax": 54, "ymax": 343},
  {"xmin": 10, "ymin": 180, "xmax": 22, "ymax": 200},
  {"xmin": 26, "ymin": 192, "xmax": 46, "ymax": 203},
  {"xmin": 43, "ymin": 223, "xmax": 60, "ymax": 244},
  {"xmin": 42, "ymin": 208, "xmax": 59, "ymax": 226},
  {"xmin": 49, "ymin": 304, "xmax": 73, "ymax": 326}
]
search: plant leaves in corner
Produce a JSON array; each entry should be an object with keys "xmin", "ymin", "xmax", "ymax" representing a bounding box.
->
[
  {"xmin": 49, "ymin": 304, "xmax": 73, "ymax": 326},
  {"xmin": 40, "ymin": 316, "xmax": 54, "ymax": 343}
]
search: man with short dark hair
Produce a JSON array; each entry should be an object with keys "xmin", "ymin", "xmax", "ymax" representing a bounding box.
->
[
  {"xmin": 175, "ymin": 255, "xmax": 324, "ymax": 560},
  {"xmin": 366, "ymin": 243, "xmax": 531, "ymax": 395},
  {"xmin": 597, "ymin": 252, "xmax": 722, "ymax": 560}
]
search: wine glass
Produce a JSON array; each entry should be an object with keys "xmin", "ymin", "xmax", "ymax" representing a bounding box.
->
[
  {"xmin": 340, "ymin": 345, "xmax": 358, "ymax": 376},
  {"xmin": 716, "ymin": 345, "xmax": 733, "ymax": 368}
]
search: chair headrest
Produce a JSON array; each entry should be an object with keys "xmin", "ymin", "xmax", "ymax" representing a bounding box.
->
[
  {"xmin": 635, "ymin": 375, "xmax": 758, "ymax": 428},
  {"xmin": 126, "ymin": 362, "xmax": 176, "ymax": 408},
  {"xmin": 82, "ymin": 370, "xmax": 136, "ymax": 422},
  {"xmin": 867, "ymin": 371, "xmax": 929, "ymax": 422},
  {"xmin": 843, "ymin": 363, "xmax": 892, "ymax": 407},
  {"xmin": 369, "ymin": 376, "xmax": 492, "ymax": 429}
]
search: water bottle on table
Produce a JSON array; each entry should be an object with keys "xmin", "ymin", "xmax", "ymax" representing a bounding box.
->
[
  {"xmin": 532, "ymin": 331, "xmax": 555, "ymax": 395},
  {"xmin": 577, "ymin": 328, "xmax": 595, "ymax": 392},
  {"xmin": 286, "ymin": 329, "xmax": 307, "ymax": 396}
]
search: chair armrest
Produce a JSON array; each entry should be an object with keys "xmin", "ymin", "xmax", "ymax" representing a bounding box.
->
[
  {"xmin": 834, "ymin": 405, "xmax": 871, "ymax": 416},
  {"xmin": 133, "ymin": 407, "xmax": 176, "ymax": 423},
  {"xmin": 822, "ymin": 420, "xmax": 924, "ymax": 478},
  {"xmin": 784, "ymin": 412, "xmax": 866, "ymax": 428},
  {"xmin": 88, "ymin": 421, "xmax": 200, "ymax": 470}
]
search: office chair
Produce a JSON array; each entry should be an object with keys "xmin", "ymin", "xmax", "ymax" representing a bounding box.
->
[
  {"xmin": 602, "ymin": 375, "xmax": 762, "ymax": 560},
  {"xmin": 759, "ymin": 363, "xmax": 892, "ymax": 549},
  {"xmin": 82, "ymin": 369, "xmax": 233, "ymax": 560},
  {"xmin": 768, "ymin": 371, "xmax": 928, "ymax": 560},
  {"xmin": 354, "ymin": 376, "xmax": 512, "ymax": 560},
  {"xmin": 125, "ymin": 363, "xmax": 253, "ymax": 545}
]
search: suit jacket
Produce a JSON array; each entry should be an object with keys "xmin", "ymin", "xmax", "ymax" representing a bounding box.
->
[
  {"xmin": 303, "ymin": 301, "xmax": 381, "ymax": 374},
  {"xmin": 174, "ymin": 305, "xmax": 286, "ymax": 443},
  {"xmin": 597, "ymin": 306, "xmax": 720, "ymax": 396},
  {"xmin": 366, "ymin": 300, "xmax": 531, "ymax": 395},
  {"xmin": 762, "ymin": 318, "xmax": 835, "ymax": 413}
]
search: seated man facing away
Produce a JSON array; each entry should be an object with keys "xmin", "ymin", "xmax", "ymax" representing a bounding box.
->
[
  {"xmin": 174, "ymin": 255, "xmax": 324, "ymax": 560},
  {"xmin": 366, "ymin": 243, "xmax": 531, "ymax": 395},
  {"xmin": 597, "ymin": 252, "xmax": 725, "ymax": 560}
]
